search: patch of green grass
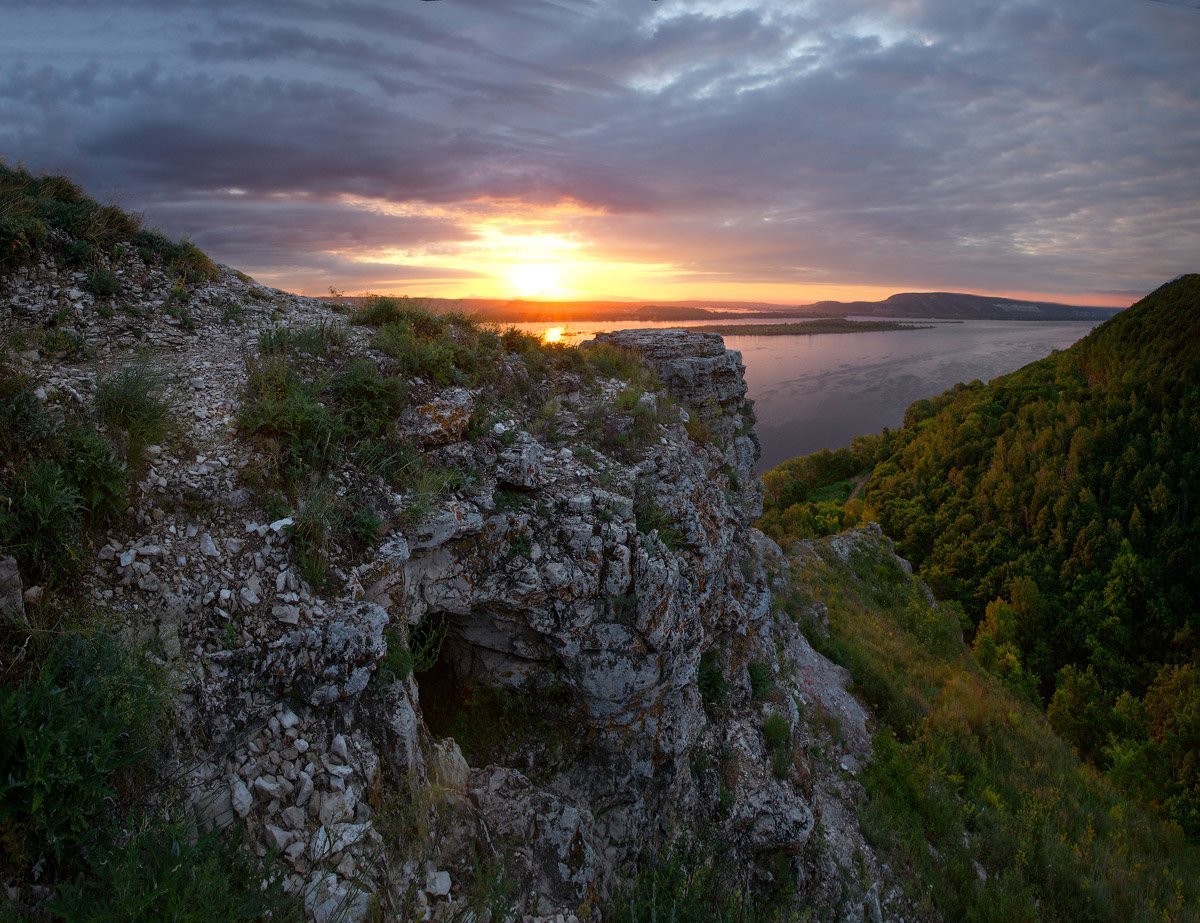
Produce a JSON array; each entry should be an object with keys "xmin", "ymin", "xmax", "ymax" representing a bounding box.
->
[
  {"xmin": 47, "ymin": 814, "xmax": 297, "ymax": 922},
  {"xmin": 39, "ymin": 327, "xmax": 89, "ymax": 361},
  {"xmin": 257, "ymin": 322, "xmax": 346, "ymax": 357},
  {"xmin": 699, "ymin": 651, "xmax": 727, "ymax": 712},
  {"xmin": 94, "ymin": 361, "xmax": 175, "ymax": 465},
  {"xmin": 0, "ymin": 376, "xmax": 128, "ymax": 580},
  {"xmin": 748, "ymin": 661, "xmax": 774, "ymax": 700},
  {"xmin": 239, "ymin": 340, "xmax": 408, "ymax": 490},
  {"xmin": 492, "ymin": 486, "xmax": 533, "ymax": 515},
  {"xmin": 84, "ymin": 267, "xmax": 120, "ymax": 297},
  {"xmin": 633, "ymin": 485, "xmax": 686, "ymax": 551},
  {"xmin": 287, "ymin": 486, "xmax": 382, "ymax": 589},
  {"xmin": 608, "ymin": 836, "xmax": 793, "ymax": 923},
  {"xmin": 0, "ymin": 630, "xmax": 168, "ymax": 866},
  {"xmin": 328, "ymin": 358, "xmax": 407, "ymax": 437},
  {"xmin": 761, "ymin": 713, "xmax": 791, "ymax": 779},
  {"xmin": 581, "ymin": 343, "xmax": 659, "ymax": 390},
  {"xmin": 399, "ymin": 466, "xmax": 466, "ymax": 525},
  {"xmin": 0, "ymin": 461, "xmax": 82, "ymax": 577},
  {"xmin": 238, "ymin": 357, "xmax": 345, "ymax": 487}
]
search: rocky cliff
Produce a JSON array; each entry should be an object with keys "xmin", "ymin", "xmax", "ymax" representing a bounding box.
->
[{"xmin": 1, "ymin": 245, "xmax": 904, "ymax": 921}]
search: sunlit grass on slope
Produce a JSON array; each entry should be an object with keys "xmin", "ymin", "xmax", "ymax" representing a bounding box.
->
[{"xmin": 782, "ymin": 535, "xmax": 1200, "ymax": 923}]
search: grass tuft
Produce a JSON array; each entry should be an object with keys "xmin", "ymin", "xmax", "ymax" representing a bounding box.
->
[{"xmin": 94, "ymin": 361, "xmax": 174, "ymax": 465}]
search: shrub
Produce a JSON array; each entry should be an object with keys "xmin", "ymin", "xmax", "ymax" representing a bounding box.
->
[
  {"xmin": 238, "ymin": 358, "xmax": 343, "ymax": 485},
  {"xmin": 0, "ymin": 461, "xmax": 83, "ymax": 577},
  {"xmin": 698, "ymin": 651, "xmax": 726, "ymax": 710},
  {"xmin": 288, "ymin": 487, "xmax": 341, "ymax": 589},
  {"xmin": 56, "ymin": 424, "xmax": 127, "ymax": 522},
  {"xmin": 0, "ymin": 631, "xmax": 167, "ymax": 865},
  {"xmin": 748, "ymin": 661, "xmax": 774, "ymax": 700},
  {"xmin": 48, "ymin": 815, "xmax": 296, "ymax": 922},
  {"xmin": 0, "ymin": 163, "xmax": 160, "ymax": 277},
  {"xmin": 0, "ymin": 376, "xmax": 51, "ymax": 465},
  {"xmin": 351, "ymin": 294, "xmax": 409, "ymax": 327},
  {"xmin": 328, "ymin": 358, "xmax": 407, "ymax": 437},
  {"xmin": 633, "ymin": 488, "xmax": 686, "ymax": 551},
  {"xmin": 258, "ymin": 322, "xmax": 346, "ymax": 357},
  {"xmin": 95, "ymin": 362, "xmax": 174, "ymax": 464},
  {"xmin": 84, "ymin": 268, "xmax": 120, "ymax": 297},
  {"xmin": 608, "ymin": 838, "xmax": 790, "ymax": 923},
  {"xmin": 374, "ymin": 321, "xmax": 457, "ymax": 385}
]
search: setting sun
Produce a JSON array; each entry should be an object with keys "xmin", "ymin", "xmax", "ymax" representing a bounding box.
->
[{"xmin": 507, "ymin": 262, "xmax": 565, "ymax": 298}]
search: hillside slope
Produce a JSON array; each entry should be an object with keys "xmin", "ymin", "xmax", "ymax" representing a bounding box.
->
[
  {"xmin": 1, "ymin": 165, "xmax": 906, "ymax": 922},
  {"xmin": 768, "ymin": 274, "xmax": 1200, "ymax": 838}
]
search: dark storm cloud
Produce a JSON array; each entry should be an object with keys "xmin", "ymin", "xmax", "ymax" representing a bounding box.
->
[{"xmin": 1, "ymin": 0, "xmax": 1197, "ymax": 297}]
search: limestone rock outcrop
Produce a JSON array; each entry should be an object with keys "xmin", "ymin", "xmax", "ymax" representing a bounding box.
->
[{"xmin": 3, "ymin": 248, "xmax": 900, "ymax": 921}]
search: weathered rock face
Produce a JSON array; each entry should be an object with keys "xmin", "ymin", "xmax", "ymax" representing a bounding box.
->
[
  {"xmin": 4, "ymin": 243, "xmax": 896, "ymax": 922},
  {"xmin": 589, "ymin": 329, "xmax": 763, "ymax": 515},
  {"xmin": 0, "ymin": 556, "xmax": 26, "ymax": 626}
]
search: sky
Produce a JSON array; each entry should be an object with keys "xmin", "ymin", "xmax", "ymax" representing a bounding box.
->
[{"xmin": 1, "ymin": 0, "xmax": 1198, "ymax": 306}]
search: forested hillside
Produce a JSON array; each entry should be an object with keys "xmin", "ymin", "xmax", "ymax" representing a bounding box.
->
[{"xmin": 764, "ymin": 274, "xmax": 1200, "ymax": 837}]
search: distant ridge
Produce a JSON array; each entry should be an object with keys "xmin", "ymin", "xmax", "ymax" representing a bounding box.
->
[
  {"xmin": 318, "ymin": 291, "xmax": 1122, "ymax": 323},
  {"xmin": 804, "ymin": 290, "xmax": 1120, "ymax": 321}
]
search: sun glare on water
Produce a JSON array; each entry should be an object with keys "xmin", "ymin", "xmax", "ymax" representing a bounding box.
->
[{"xmin": 543, "ymin": 326, "xmax": 565, "ymax": 344}]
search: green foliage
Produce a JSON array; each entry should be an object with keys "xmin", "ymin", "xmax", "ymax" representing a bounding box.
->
[
  {"xmin": 698, "ymin": 651, "xmax": 726, "ymax": 711},
  {"xmin": 134, "ymin": 230, "xmax": 219, "ymax": 282},
  {"xmin": 759, "ymin": 443, "xmax": 876, "ymax": 543},
  {"xmin": 238, "ymin": 334, "xmax": 409, "ymax": 490},
  {"xmin": 492, "ymin": 486, "xmax": 533, "ymax": 515},
  {"xmin": 748, "ymin": 661, "xmax": 774, "ymax": 700},
  {"xmin": 410, "ymin": 614, "xmax": 449, "ymax": 674},
  {"xmin": 581, "ymin": 343, "xmax": 660, "ymax": 391},
  {"xmin": 0, "ymin": 162, "xmax": 218, "ymax": 283},
  {"xmin": 400, "ymin": 466, "xmax": 467, "ymax": 525},
  {"xmin": 328, "ymin": 358, "xmax": 406, "ymax": 438},
  {"xmin": 48, "ymin": 814, "xmax": 296, "ymax": 921},
  {"xmin": 84, "ymin": 267, "xmax": 120, "ymax": 297},
  {"xmin": 0, "ymin": 376, "xmax": 128, "ymax": 579},
  {"xmin": 287, "ymin": 486, "xmax": 381, "ymax": 589},
  {"xmin": 785, "ymin": 533, "xmax": 1200, "ymax": 922},
  {"xmin": 0, "ymin": 461, "xmax": 82, "ymax": 576},
  {"xmin": 608, "ymin": 837, "xmax": 794, "ymax": 923},
  {"xmin": 375, "ymin": 628, "xmax": 416, "ymax": 687},
  {"xmin": 842, "ymin": 274, "xmax": 1200, "ymax": 831},
  {"xmin": 634, "ymin": 483, "xmax": 686, "ymax": 550},
  {"xmin": 94, "ymin": 361, "xmax": 175, "ymax": 464},
  {"xmin": 761, "ymin": 713, "xmax": 792, "ymax": 778},
  {"xmin": 257, "ymin": 322, "xmax": 346, "ymax": 357},
  {"xmin": 0, "ymin": 631, "xmax": 167, "ymax": 865}
]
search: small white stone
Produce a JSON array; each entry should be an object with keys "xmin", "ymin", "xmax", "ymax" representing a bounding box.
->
[
  {"xmin": 230, "ymin": 778, "xmax": 253, "ymax": 817},
  {"xmin": 426, "ymin": 870, "xmax": 452, "ymax": 897}
]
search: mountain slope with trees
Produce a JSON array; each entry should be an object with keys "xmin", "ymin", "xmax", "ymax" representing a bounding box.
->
[{"xmin": 765, "ymin": 274, "xmax": 1200, "ymax": 837}]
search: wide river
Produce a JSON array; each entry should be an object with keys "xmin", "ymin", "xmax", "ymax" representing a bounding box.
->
[{"xmin": 510, "ymin": 317, "xmax": 1103, "ymax": 471}]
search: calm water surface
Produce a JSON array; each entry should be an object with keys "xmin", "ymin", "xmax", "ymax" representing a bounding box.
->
[{"xmin": 511, "ymin": 318, "xmax": 1102, "ymax": 471}]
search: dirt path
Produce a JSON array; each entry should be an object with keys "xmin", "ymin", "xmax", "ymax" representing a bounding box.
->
[{"xmin": 847, "ymin": 471, "xmax": 871, "ymax": 502}]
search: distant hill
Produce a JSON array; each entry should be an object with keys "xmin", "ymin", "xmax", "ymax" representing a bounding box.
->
[{"xmin": 805, "ymin": 290, "xmax": 1120, "ymax": 321}]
